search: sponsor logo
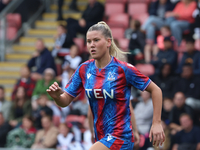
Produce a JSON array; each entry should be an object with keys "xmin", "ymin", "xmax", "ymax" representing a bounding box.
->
[{"xmin": 87, "ymin": 73, "xmax": 91, "ymax": 79}]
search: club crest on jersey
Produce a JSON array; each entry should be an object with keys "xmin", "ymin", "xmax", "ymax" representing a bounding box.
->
[
  {"xmin": 107, "ymin": 134, "xmax": 113, "ymax": 141},
  {"xmin": 107, "ymin": 72, "xmax": 116, "ymax": 81}
]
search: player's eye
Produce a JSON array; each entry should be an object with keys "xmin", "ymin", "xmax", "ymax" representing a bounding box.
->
[
  {"xmin": 94, "ymin": 39, "xmax": 99, "ymax": 42},
  {"xmin": 87, "ymin": 40, "xmax": 91, "ymax": 43}
]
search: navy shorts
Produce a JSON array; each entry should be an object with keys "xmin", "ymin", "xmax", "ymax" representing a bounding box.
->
[{"xmin": 99, "ymin": 134, "xmax": 134, "ymax": 150}]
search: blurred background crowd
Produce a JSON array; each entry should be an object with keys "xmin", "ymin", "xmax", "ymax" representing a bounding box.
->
[{"xmin": 0, "ymin": 0, "xmax": 200, "ymax": 150}]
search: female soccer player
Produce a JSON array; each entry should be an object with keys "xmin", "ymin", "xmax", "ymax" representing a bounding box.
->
[{"xmin": 47, "ymin": 21, "xmax": 165, "ymax": 150}]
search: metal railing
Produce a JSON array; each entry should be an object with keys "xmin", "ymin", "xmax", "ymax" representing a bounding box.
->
[{"xmin": 0, "ymin": 0, "xmax": 53, "ymax": 61}]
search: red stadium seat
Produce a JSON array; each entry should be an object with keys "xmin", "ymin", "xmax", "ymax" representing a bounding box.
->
[
  {"xmin": 107, "ymin": 13, "xmax": 129, "ymax": 29},
  {"xmin": 6, "ymin": 26, "xmax": 18, "ymax": 40},
  {"xmin": 135, "ymin": 64, "xmax": 155, "ymax": 76},
  {"xmin": 195, "ymin": 39, "xmax": 200, "ymax": 51},
  {"xmin": 128, "ymin": 3, "xmax": 148, "ymax": 16},
  {"xmin": 110, "ymin": 27, "xmax": 125, "ymax": 39},
  {"xmin": 6, "ymin": 13, "xmax": 21, "ymax": 29},
  {"xmin": 105, "ymin": 3, "xmax": 125, "ymax": 17},
  {"xmin": 73, "ymin": 38, "xmax": 85, "ymax": 54},
  {"xmin": 53, "ymin": 116, "xmax": 61, "ymax": 127},
  {"xmin": 132, "ymin": 13, "xmax": 149, "ymax": 25},
  {"xmin": 106, "ymin": 0, "xmax": 127, "ymax": 4},
  {"xmin": 118, "ymin": 38, "xmax": 129, "ymax": 51},
  {"xmin": 129, "ymin": 0, "xmax": 151, "ymax": 3}
]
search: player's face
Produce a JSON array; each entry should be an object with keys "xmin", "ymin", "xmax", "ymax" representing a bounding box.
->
[{"xmin": 86, "ymin": 30, "xmax": 111, "ymax": 60}]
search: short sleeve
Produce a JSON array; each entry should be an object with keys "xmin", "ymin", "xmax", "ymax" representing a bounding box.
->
[
  {"xmin": 125, "ymin": 63, "xmax": 151, "ymax": 91},
  {"xmin": 64, "ymin": 65, "xmax": 84, "ymax": 97}
]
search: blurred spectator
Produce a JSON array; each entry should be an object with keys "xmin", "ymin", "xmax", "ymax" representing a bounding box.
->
[
  {"xmin": 11, "ymin": 66, "xmax": 36, "ymax": 101},
  {"xmin": 66, "ymin": 0, "xmax": 104, "ymax": 39},
  {"xmin": 71, "ymin": 98, "xmax": 88, "ymax": 116},
  {"xmin": 31, "ymin": 115, "xmax": 59, "ymax": 149},
  {"xmin": 6, "ymin": 115, "xmax": 37, "ymax": 148},
  {"xmin": 0, "ymin": 85, "xmax": 11, "ymax": 121},
  {"xmin": 176, "ymin": 37, "xmax": 200, "ymax": 75},
  {"xmin": 142, "ymin": 0, "xmax": 174, "ymax": 63},
  {"xmin": 57, "ymin": 0, "xmax": 78, "ymax": 20},
  {"xmin": 165, "ymin": 0, "xmax": 197, "ymax": 45},
  {"xmin": 56, "ymin": 123, "xmax": 74, "ymax": 150},
  {"xmin": 82, "ymin": 118, "xmax": 92, "ymax": 150},
  {"xmin": 155, "ymin": 26, "xmax": 176, "ymax": 53},
  {"xmin": 0, "ymin": 112, "xmax": 12, "ymax": 147},
  {"xmin": 151, "ymin": 37, "xmax": 177, "ymax": 74},
  {"xmin": 174, "ymin": 64, "xmax": 200, "ymax": 110},
  {"xmin": 9, "ymin": 86, "xmax": 32, "ymax": 128},
  {"xmin": 32, "ymin": 94, "xmax": 55, "ymax": 129},
  {"xmin": 127, "ymin": 19, "xmax": 145, "ymax": 65},
  {"xmin": 0, "ymin": 0, "xmax": 11, "ymax": 12},
  {"xmin": 190, "ymin": 0, "xmax": 200, "ymax": 39},
  {"xmin": 161, "ymin": 97, "xmax": 174, "ymax": 124},
  {"xmin": 134, "ymin": 91, "xmax": 153, "ymax": 135},
  {"xmin": 169, "ymin": 92, "xmax": 194, "ymax": 135},
  {"xmin": 27, "ymin": 39, "xmax": 57, "ymax": 80},
  {"xmin": 58, "ymin": 45, "xmax": 82, "ymax": 90},
  {"xmin": 32, "ymin": 68, "xmax": 57, "ymax": 101},
  {"xmin": 172, "ymin": 113, "xmax": 200, "ymax": 150},
  {"xmin": 152, "ymin": 63, "xmax": 176, "ymax": 98},
  {"xmin": 51, "ymin": 25, "xmax": 74, "ymax": 58}
]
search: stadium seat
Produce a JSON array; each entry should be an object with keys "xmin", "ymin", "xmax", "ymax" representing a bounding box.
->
[
  {"xmin": 110, "ymin": 27, "xmax": 125, "ymax": 39},
  {"xmin": 57, "ymin": 38, "xmax": 85, "ymax": 57},
  {"xmin": 195, "ymin": 39, "xmax": 200, "ymax": 51},
  {"xmin": 53, "ymin": 116, "xmax": 61, "ymax": 127},
  {"xmin": 73, "ymin": 38, "xmax": 85, "ymax": 54},
  {"xmin": 106, "ymin": 0, "xmax": 127, "ymax": 4},
  {"xmin": 135, "ymin": 64, "xmax": 155, "ymax": 76},
  {"xmin": 66, "ymin": 115, "xmax": 86, "ymax": 125},
  {"xmin": 105, "ymin": 3, "xmax": 125, "ymax": 17},
  {"xmin": 132, "ymin": 13, "xmax": 149, "ymax": 25},
  {"xmin": 128, "ymin": 3, "xmax": 148, "ymax": 16},
  {"xmin": 107, "ymin": 13, "xmax": 129, "ymax": 29},
  {"xmin": 6, "ymin": 13, "xmax": 21, "ymax": 29},
  {"xmin": 6, "ymin": 26, "xmax": 18, "ymax": 40},
  {"xmin": 129, "ymin": 0, "xmax": 151, "ymax": 3},
  {"xmin": 118, "ymin": 38, "xmax": 129, "ymax": 51}
]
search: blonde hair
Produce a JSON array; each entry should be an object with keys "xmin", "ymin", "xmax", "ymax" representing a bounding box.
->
[{"xmin": 87, "ymin": 21, "xmax": 129, "ymax": 58}]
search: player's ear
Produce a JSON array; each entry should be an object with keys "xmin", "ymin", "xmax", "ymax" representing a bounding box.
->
[{"xmin": 107, "ymin": 38, "xmax": 112, "ymax": 48}]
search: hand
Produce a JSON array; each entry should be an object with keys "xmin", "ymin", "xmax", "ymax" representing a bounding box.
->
[
  {"xmin": 165, "ymin": 12, "xmax": 175, "ymax": 18},
  {"xmin": 172, "ymin": 144, "xmax": 178, "ymax": 150},
  {"xmin": 9, "ymin": 120, "xmax": 18, "ymax": 127},
  {"xmin": 32, "ymin": 51, "xmax": 39, "ymax": 58},
  {"xmin": 149, "ymin": 122, "xmax": 165, "ymax": 147},
  {"xmin": 79, "ymin": 19, "xmax": 86, "ymax": 27},
  {"xmin": 134, "ymin": 131, "xmax": 140, "ymax": 146},
  {"xmin": 46, "ymin": 82, "xmax": 64, "ymax": 101},
  {"xmin": 55, "ymin": 46, "xmax": 61, "ymax": 50}
]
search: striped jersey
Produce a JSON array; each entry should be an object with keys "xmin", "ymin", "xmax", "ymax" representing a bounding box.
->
[{"xmin": 65, "ymin": 57, "xmax": 151, "ymax": 142}]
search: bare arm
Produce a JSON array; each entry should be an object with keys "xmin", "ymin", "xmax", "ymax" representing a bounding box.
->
[
  {"xmin": 196, "ymin": 143, "xmax": 200, "ymax": 150},
  {"xmin": 46, "ymin": 82, "xmax": 74, "ymax": 107},
  {"xmin": 169, "ymin": 123, "xmax": 182, "ymax": 131},
  {"xmin": 129, "ymin": 101, "xmax": 140, "ymax": 145},
  {"xmin": 146, "ymin": 81, "xmax": 165, "ymax": 146}
]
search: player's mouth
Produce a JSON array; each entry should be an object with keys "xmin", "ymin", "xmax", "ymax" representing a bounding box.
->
[{"xmin": 91, "ymin": 49, "xmax": 96, "ymax": 54}]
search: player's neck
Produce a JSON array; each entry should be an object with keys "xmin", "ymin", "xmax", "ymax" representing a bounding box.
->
[{"xmin": 95, "ymin": 54, "xmax": 112, "ymax": 69}]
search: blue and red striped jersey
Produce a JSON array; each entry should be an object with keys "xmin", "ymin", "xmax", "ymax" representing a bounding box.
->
[{"xmin": 65, "ymin": 57, "xmax": 151, "ymax": 142}]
